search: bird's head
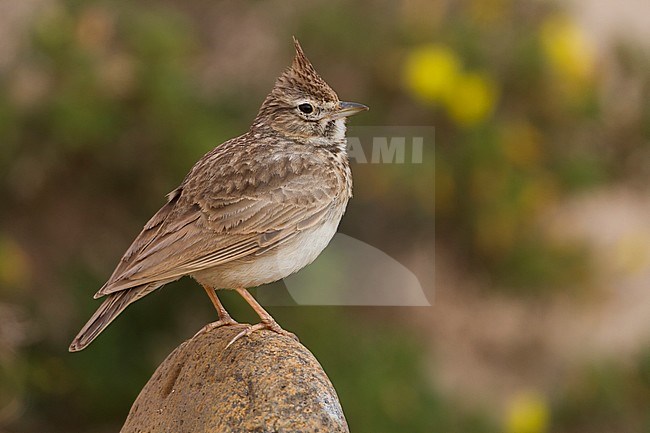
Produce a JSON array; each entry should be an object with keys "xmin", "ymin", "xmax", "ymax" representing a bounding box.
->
[{"xmin": 253, "ymin": 38, "xmax": 367, "ymax": 143}]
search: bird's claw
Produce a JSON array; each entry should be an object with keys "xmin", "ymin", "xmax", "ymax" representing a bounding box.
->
[
  {"xmin": 193, "ymin": 318, "xmax": 240, "ymax": 338},
  {"xmin": 225, "ymin": 321, "xmax": 298, "ymax": 349}
]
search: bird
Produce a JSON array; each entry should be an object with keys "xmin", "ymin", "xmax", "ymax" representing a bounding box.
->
[{"xmin": 69, "ymin": 38, "xmax": 368, "ymax": 352}]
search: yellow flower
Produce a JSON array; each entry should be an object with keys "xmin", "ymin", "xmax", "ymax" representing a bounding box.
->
[
  {"xmin": 403, "ymin": 44, "xmax": 498, "ymax": 127},
  {"xmin": 403, "ymin": 44, "xmax": 461, "ymax": 104},
  {"xmin": 445, "ymin": 72, "xmax": 498, "ymax": 127},
  {"xmin": 505, "ymin": 391, "xmax": 549, "ymax": 433},
  {"xmin": 540, "ymin": 15, "xmax": 595, "ymax": 84}
]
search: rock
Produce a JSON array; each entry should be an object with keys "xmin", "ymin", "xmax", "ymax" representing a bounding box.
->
[{"xmin": 121, "ymin": 324, "xmax": 349, "ymax": 433}]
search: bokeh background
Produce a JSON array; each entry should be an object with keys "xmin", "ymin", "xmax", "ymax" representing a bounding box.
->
[{"xmin": 2, "ymin": 0, "xmax": 650, "ymax": 432}]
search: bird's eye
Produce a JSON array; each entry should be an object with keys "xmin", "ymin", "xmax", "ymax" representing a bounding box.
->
[{"xmin": 298, "ymin": 103, "xmax": 314, "ymax": 114}]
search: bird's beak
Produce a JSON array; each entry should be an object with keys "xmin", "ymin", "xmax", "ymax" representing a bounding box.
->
[{"xmin": 332, "ymin": 101, "xmax": 369, "ymax": 119}]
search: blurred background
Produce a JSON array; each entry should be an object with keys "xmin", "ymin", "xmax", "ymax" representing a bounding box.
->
[{"xmin": 1, "ymin": 0, "xmax": 650, "ymax": 432}]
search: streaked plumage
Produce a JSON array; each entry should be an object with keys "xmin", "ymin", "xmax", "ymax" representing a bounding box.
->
[{"xmin": 69, "ymin": 38, "xmax": 367, "ymax": 352}]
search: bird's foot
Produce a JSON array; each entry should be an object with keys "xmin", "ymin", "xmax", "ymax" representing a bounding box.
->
[
  {"xmin": 225, "ymin": 320, "xmax": 298, "ymax": 349},
  {"xmin": 193, "ymin": 317, "xmax": 241, "ymax": 338}
]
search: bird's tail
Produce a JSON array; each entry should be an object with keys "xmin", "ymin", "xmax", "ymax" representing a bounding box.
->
[{"xmin": 69, "ymin": 284, "xmax": 158, "ymax": 352}]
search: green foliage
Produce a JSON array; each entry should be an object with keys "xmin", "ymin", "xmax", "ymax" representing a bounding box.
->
[
  {"xmin": 0, "ymin": 0, "xmax": 238, "ymax": 208},
  {"xmin": 414, "ymin": 5, "xmax": 605, "ymax": 291},
  {"xmin": 553, "ymin": 353, "xmax": 650, "ymax": 432}
]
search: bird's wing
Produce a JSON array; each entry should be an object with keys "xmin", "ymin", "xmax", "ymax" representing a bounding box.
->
[{"xmin": 94, "ymin": 146, "xmax": 343, "ymax": 298}]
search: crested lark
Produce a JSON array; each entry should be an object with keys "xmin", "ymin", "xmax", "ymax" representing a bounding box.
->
[{"xmin": 69, "ymin": 39, "xmax": 367, "ymax": 351}]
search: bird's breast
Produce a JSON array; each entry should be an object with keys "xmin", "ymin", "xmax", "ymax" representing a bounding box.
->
[{"xmin": 192, "ymin": 214, "xmax": 345, "ymax": 289}]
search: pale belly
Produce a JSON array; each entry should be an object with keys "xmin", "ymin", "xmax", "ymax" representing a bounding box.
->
[{"xmin": 191, "ymin": 217, "xmax": 341, "ymax": 289}]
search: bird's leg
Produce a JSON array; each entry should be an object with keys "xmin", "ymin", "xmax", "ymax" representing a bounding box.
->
[
  {"xmin": 226, "ymin": 287, "xmax": 298, "ymax": 348},
  {"xmin": 203, "ymin": 285, "xmax": 237, "ymax": 323},
  {"xmin": 194, "ymin": 285, "xmax": 240, "ymax": 337}
]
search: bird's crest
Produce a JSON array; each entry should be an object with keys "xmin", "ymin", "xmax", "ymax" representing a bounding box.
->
[{"xmin": 271, "ymin": 38, "xmax": 339, "ymax": 103}]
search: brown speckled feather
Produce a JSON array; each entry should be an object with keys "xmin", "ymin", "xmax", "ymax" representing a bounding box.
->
[
  {"xmin": 94, "ymin": 136, "xmax": 346, "ymax": 298},
  {"xmin": 69, "ymin": 38, "xmax": 366, "ymax": 352}
]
